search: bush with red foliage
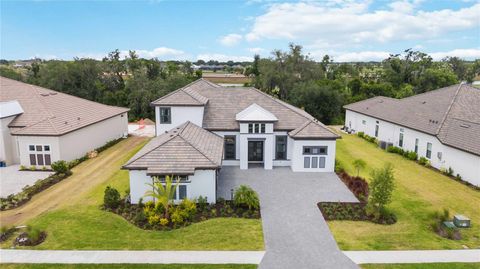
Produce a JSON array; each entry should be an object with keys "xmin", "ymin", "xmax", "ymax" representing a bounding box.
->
[{"xmin": 338, "ymin": 171, "xmax": 369, "ymax": 202}]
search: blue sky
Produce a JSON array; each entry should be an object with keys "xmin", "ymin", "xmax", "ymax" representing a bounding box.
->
[{"xmin": 1, "ymin": 0, "xmax": 479, "ymax": 62}]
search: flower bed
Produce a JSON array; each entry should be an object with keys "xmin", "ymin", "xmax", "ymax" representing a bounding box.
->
[
  {"xmin": 0, "ymin": 137, "xmax": 124, "ymax": 211},
  {"xmin": 109, "ymin": 198, "xmax": 261, "ymax": 230}
]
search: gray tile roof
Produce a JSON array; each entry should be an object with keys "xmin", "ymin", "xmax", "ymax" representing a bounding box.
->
[
  {"xmin": 289, "ymin": 120, "xmax": 338, "ymax": 139},
  {"xmin": 344, "ymin": 84, "xmax": 480, "ymax": 156},
  {"xmin": 152, "ymin": 79, "xmax": 338, "ymax": 139},
  {"xmin": 123, "ymin": 121, "xmax": 224, "ymax": 175},
  {"xmin": 150, "ymin": 79, "xmax": 215, "ymax": 106},
  {"xmin": 0, "ymin": 77, "xmax": 129, "ymax": 136}
]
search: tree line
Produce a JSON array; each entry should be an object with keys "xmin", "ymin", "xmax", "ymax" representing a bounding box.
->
[{"xmin": 1, "ymin": 46, "xmax": 478, "ymax": 124}]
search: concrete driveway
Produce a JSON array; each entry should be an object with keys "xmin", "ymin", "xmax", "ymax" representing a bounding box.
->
[
  {"xmin": 218, "ymin": 166, "xmax": 359, "ymax": 269},
  {"xmin": 0, "ymin": 165, "xmax": 52, "ymax": 198}
]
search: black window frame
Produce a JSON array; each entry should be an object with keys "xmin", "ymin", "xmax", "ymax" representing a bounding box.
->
[
  {"xmin": 303, "ymin": 146, "xmax": 328, "ymax": 155},
  {"xmin": 224, "ymin": 135, "xmax": 236, "ymax": 160},
  {"xmin": 179, "ymin": 185, "xmax": 187, "ymax": 200},
  {"xmin": 29, "ymin": 145, "xmax": 35, "ymax": 151},
  {"xmin": 275, "ymin": 136, "xmax": 287, "ymax": 160},
  {"xmin": 159, "ymin": 107, "xmax": 171, "ymax": 124}
]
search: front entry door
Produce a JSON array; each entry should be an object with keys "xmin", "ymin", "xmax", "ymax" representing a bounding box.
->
[{"xmin": 248, "ymin": 141, "xmax": 264, "ymax": 162}]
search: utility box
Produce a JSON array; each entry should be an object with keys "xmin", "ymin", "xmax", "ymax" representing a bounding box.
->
[
  {"xmin": 453, "ymin": 215, "xmax": 471, "ymax": 228},
  {"xmin": 443, "ymin": 221, "xmax": 456, "ymax": 229}
]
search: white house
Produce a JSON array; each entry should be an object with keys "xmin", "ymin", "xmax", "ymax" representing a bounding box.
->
[
  {"xmin": 344, "ymin": 84, "xmax": 480, "ymax": 186},
  {"xmin": 0, "ymin": 77, "xmax": 129, "ymax": 168},
  {"xmin": 124, "ymin": 79, "xmax": 339, "ymax": 203}
]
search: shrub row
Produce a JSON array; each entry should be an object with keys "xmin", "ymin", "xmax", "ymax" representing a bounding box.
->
[
  {"xmin": 357, "ymin": 132, "xmax": 377, "ymax": 144},
  {"xmin": 0, "ymin": 138, "xmax": 124, "ymax": 211},
  {"xmin": 318, "ymin": 202, "xmax": 396, "ymax": 225},
  {"xmin": 337, "ymin": 171, "xmax": 369, "ymax": 202}
]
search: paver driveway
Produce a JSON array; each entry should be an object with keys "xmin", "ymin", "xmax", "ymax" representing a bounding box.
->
[{"xmin": 218, "ymin": 166, "xmax": 359, "ymax": 269}]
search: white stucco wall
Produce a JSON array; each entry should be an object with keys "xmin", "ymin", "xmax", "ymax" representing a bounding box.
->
[
  {"xmin": 155, "ymin": 106, "xmax": 204, "ymax": 135},
  {"xmin": 345, "ymin": 110, "xmax": 480, "ymax": 186},
  {"xmin": 129, "ymin": 169, "xmax": 217, "ymax": 204},
  {"xmin": 16, "ymin": 135, "xmax": 60, "ymax": 167},
  {"xmin": 59, "ymin": 113, "xmax": 128, "ymax": 161},
  {"xmin": 0, "ymin": 116, "xmax": 19, "ymax": 165},
  {"xmin": 291, "ymin": 139, "xmax": 336, "ymax": 172}
]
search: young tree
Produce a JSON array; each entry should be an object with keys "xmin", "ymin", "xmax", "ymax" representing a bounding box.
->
[
  {"xmin": 369, "ymin": 163, "xmax": 395, "ymax": 211},
  {"xmin": 352, "ymin": 159, "xmax": 367, "ymax": 177},
  {"xmin": 144, "ymin": 175, "xmax": 179, "ymax": 219}
]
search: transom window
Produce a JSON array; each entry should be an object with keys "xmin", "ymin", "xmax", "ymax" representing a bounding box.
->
[
  {"xmin": 224, "ymin": 136, "xmax": 236, "ymax": 160},
  {"xmin": 248, "ymin": 123, "xmax": 266, "ymax": 134},
  {"xmin": 275, "ymin": 136, "xmax": 287, "ymax": 160},
  {"xmin": 28, "ymin": 144, "xmax": 51, "ymax": 166},
  {"xmin": 303, "ymin": 146, "xmax": 327, "ymax": 155},
  {"xmin": 159, "ymin": 107, "xmax": 171, "ymax": 124}
]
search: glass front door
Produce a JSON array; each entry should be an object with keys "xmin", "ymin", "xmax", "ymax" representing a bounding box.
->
[{"xmin": 248, "ymin": 141, "xmax": 264, "ymax": 162}]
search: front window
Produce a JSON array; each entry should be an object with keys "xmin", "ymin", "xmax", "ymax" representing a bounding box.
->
[
  {"xmin": 303, "ymin": 146, "xmax": 327, "ymax": 155},
  {"xmin": 414, "ymin": 138, "xmax": 419, "ymax": 153},
  {"xmin": 248, "ymin": 123, "xmax": 266, "ymax": 134},
  {"xmin": 224, "ymin": 136, "xmax": 236, "ymax": 160},
  {"xmin": 159, "ymin": 107, "xmax": 171, "ymax": 124},
  {"xmin": 426, "ymin": 142, "xmax": 432, "ymax": 159},
  {"xmin": 399, "ymin": 133, "xmax": 404, "ymax": 147},
  {"xmin": 28, "ymin": 144, "xmax": 51, "ymax": 166},
  {"xmin": 153, "ymin": 175, "xmax": 189, "ymax": 201},
  {"xmin": 275, "ymin": 136, "xmax": 287, "ymax": 160}
]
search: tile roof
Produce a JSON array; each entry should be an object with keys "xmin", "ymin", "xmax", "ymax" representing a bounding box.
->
[
  {"xmin": 289, "ymin": 120, "xmax": 339, "ymax": 139},
  {"xmin": 344, "ymin": 84, "xmax": 480, "ymax": 156},
  {"xmin": 123, "ymin": 121, "xmax": 224, "ymax": 175},
  {"xmin": 150, "ymin": 79, "xmax": 215, "ymax": 106},
  {"xmin": 0, "ymin": 77, "xmax": 129, "ymax": 136},
  {"xmin": 152, "ymin": 79, "xmax": 338, "ymax": 139}
]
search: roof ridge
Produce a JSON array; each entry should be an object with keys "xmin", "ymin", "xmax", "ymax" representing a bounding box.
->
[
  {"xmin": 151, "ymin": 79, "xmax": 210, "ymax": 105},
  {"xmin": 436, "ymin": 84, "xmax": 463, "ymax": 135},
  {"xmin": 124, "ymin": 128, "xmax": 181, "ymax": 166},
  {"xmin": 344, "ymin": 96, "xmax": 396, "ymax": 108},
  {"xmin": 289, "ymin": 120, "xmax": 310, "ymax": 136},
  {"xmin": 401, "ymin": 84, "xmax": 460, "ymax": 101}
]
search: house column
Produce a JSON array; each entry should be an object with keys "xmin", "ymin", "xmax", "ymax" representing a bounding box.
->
[{"xmin": 239, "ymin": 134, "xmax": 248, "ymax": 169}]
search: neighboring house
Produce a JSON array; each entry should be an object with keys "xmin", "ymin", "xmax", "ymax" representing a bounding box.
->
[
  {"xmin": 344, "ymin": 84, "xmax": 480, "ymax": 186},
  {"xmin": 0, "ymin": 77, "xmax": 129, "ymax": 168},
  {"xmin": 124, "ymin": 79, "xmax": 339, "ymax": 203}
]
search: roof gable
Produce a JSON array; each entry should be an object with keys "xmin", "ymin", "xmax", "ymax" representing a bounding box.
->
[
  {"xmin": 123, "ymin": 121, "xmax": 223, "ymax": 174},
  {"xmin": 236, "ymin": 103, "xmax": 278, "ymax": 122},
  {"xmin": 151, "ymin": 79, "xmax": 213, "ymax": 106}
]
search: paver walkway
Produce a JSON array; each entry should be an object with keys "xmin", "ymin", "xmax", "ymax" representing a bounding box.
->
[
  {"xmin": 0, "ymin": 250, "xmax": 265, "ymax": 264},
  {"xmin": 344, "ymin": 249, "xmax": 480, "ymax": 264},
  {"xmin": 218, "ymin": 166, "xmax": 359, "ymax": 269}
]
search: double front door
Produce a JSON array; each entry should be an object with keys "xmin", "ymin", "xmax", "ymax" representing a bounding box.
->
[{"xmin": 248, "ymin": 140, "xmax": 264, "ymax": 162}]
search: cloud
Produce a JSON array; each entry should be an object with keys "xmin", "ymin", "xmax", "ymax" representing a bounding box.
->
[
  {"xmin": 123, "ymin": 47, "xmax": 186, "ymax": 59},
  {"xmin": 247, "ymin": 47, "xmax": 265, "ymax": 53},
  {"xmin": 331, "ymin": 51, "xmax": 391, "ymax": 62},
  {"xmin": 219, "ymin": 33, "xmax": 243, "ymax": 46},
  {"xmin": 429, "ymin": 48, "xmax": 480, "ymax": 60},
  {"xmin": 197, "ymin": 53, "xmax": 252, "ymax": 62},
  {"xmin": 245, "ymin": 1, "xmax": 480, "ymax": 46}
]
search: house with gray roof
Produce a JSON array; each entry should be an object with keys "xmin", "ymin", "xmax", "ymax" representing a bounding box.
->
[
  {"xmin": 0, "ymin": 77, "xmax": 129, "ymax": 168},
  {"xmin": 124, "ymin": 79, "xmax": 339, "ymax": 203},
  {"xmin": 344, "ymin": 83, "xmax": 480, "ymax": 186}
]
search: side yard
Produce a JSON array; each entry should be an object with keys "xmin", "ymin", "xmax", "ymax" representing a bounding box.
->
[
  {"xmin": 0, "ymin": 137, "xmax": 263, "ymax": 250},
  {"xmin": 331, "ymin": 133, "xmax": 480, "ymax": 250}
]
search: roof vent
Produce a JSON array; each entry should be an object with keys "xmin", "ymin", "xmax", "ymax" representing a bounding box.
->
[
  {"xmin": 422, "ymin": 101, "xmax": 426, "ymax": 104},
  {"xmin": 460, "ymin": 124, "xmax": 471, "ymax": 128},
  {"xmin": 77, "ymin": 117, "xmax": 81, "ymax": 120},
  {"xmin": 64, "ymin": 121, "xmax": 68, "ymax": 125}
]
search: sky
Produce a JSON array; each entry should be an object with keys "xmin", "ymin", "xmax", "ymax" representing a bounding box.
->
[{"xmin": 1, "ymin": 0, "xmax": 479, "ymax": 62}]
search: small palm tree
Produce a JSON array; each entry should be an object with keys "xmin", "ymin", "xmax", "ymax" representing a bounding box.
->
[
  {"xmin": 352, "ymin": 159, "xmax": 367, "ymax": 177},
  {"xmin": 144, "ymin": 175, "xmax": 179, "ymax": 219}
]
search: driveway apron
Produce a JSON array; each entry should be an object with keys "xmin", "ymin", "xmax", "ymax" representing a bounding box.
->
[{"xmin": 218, "ymin": 166, "xmax": 359, "ymax": 269}]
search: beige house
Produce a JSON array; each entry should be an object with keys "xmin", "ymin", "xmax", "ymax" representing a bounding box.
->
[{"xmin": 0, "ymin": 77, "xmax": 129, "ymax": 168}]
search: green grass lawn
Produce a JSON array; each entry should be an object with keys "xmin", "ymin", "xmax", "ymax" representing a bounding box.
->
[
  {"xmin": 331, "ymin": 134, "xmax": 480, "ymax": 250},
  {"xmin": 362, "ymin": 263, "xmax": 480, "ymax": 269},
  {"xmin": 0, "ymin": 265, "xmax": 256, "ymax": 269},
  {"xmin": 1, "ymin": 138, "xmax": 263, "ymax": 250}
]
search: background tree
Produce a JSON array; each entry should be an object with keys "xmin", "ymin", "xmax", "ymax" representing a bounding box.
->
[
  {"xmin": 368, "ymin": 163, "xmax": 395, "ymax": 212},
  {"xmin": 352, "ymin": 159, "xmax": 367, "ymax": 177}
]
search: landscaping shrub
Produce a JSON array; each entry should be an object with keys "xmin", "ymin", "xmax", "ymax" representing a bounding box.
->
[
  {"xmin": 334, "ymin": 159, "xmax": 345, "ymax": 173},
  {"xmin": 406, "ymin": 151, "xmax": 418, "ymax": 161},
  {"xmin": 357, "ymin": 132, "xmax": 378, "ymax": 145},
  {"xmin": 357, "ymin": 132, "xmax": 365, "ymax": 138},
  {"xmin": 14, "ymin": 226, "xmax": 46, "ymax": 246},
  {"xmin": 431, "ymin": 208, "xmax": 462, "ymax": 240},
  {"xmin": 103, "ymin": 186, "xmax": 121, "ymax": 209},
  {"xmin": 338, "ymin": 171, "xmax": 369, "ymax": 202},
  {"xmin": 197, "ymin": 196, "xmax": 208, "ymax": 211},
  {"xmin": 233, "ymin": 185, "xmax": 260, "ymax": 210},
  {"xmin": 367, "ymin": 163, "xmax": 396, "ymax": 221},
  {"xmin": 386, "ymin": 146, "xmax": 404, "ymax": 155},
  {"xmin": 318, "ymin": 202, "xmax": 396, "ymax": 225},
  {"xmin": 352, "ymin": 158, "xmax": 366, "ymax": 177},
  {"xmin": 0, "ymin": 226, "xmax": 16, "ymax": 242},
  {"xmin": 51, "ymin": 160, "xmax": 70, "ymax": 174},
  {"xmin": 418, "ymin": 156, "xmax": 429, "ymax": 166}
]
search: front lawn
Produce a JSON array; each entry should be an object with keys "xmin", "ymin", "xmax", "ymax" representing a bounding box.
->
[
  {"xmin": 1, "ymin": 137, "xmax": 263, "ymax": 250},
  {"xmin": 331, "ymin": 133, "xmax": 480, "ymax": 250}
]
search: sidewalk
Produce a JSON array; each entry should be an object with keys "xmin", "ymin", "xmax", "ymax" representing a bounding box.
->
[
  {"xmin": 343, "ymin": 249, "xmax": 480, "ymax": 264},
  {"xmin": 0, "ymin": 250, "xmax": 265, "ymax": 264}
]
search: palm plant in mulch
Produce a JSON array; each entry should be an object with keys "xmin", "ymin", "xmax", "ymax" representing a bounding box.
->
[{"xmin": 144, "ymin": 175, "xmax": 179, "ymax": 219}]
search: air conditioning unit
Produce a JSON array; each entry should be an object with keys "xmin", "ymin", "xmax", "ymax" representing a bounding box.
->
[{"xmin": 454, "ymin": 215, "xmax": 470, "ymax": 228}]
